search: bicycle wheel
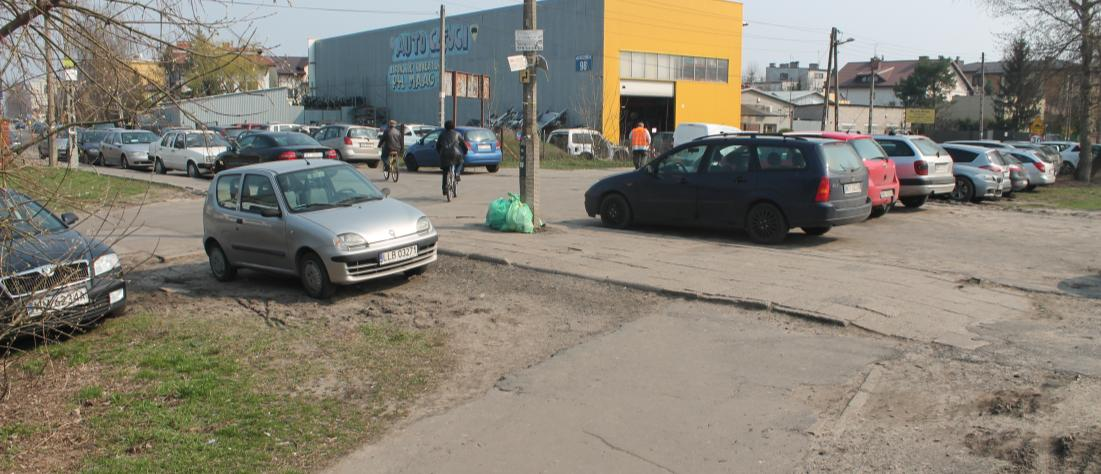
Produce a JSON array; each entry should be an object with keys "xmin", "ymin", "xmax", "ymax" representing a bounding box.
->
[
  {"xmin": 391, "ymin": 157, "xmax": 400, "ymax": 182},
  {"xmin": 445, "ymin": 169, "xmax": 454, "ymax": 202},
  {"xmin": 450, "ymin": 168, "xmax": 457, "ymax": 199},
  {"xmin": 383, "ymin": 164, "xmax": 391, "ymax": 181}
]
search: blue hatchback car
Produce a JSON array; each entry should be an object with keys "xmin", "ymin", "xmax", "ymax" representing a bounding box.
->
[{"xmin": 403, "ymin": 127, "xmax": 502, "ymax": 173}]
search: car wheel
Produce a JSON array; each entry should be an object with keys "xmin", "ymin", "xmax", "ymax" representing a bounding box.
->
[
  {"xmin": 1061, "ymin": 162, "xmax": 1075, "ymax": 176},
  {"xmin": 599, "ymin": 194, "xmax": 632, "ymax": 229},
  {"xmin": 1026, "ymin": 185, "xmax": 1037, "ymax": 192},
  {"xmin": 367, "ymin": 160, "xmax": 380, "ymax": 169},
  {"xmin": 900, "ymin": 195, "xmax": 927, "ymax": 209},
  {"xmin": 802, "ymin": 226, "xmax": 831, "ymax": 236},
  {"xmin": 951, "ymin": 177, "xmax": 975, "ymax": 203},
  {"xmin": 746, "ymin": 202, "xmax": 788, "ymax": 245},
  {"xmin": 404, "ymin": 265, "xmax": 429, "ymax": 278},
  {"xmin": 299, "ymin": 252, "xmax": 335, "ymax": 299},
  {"xmin": 121, "ymin": 155, "xmax": 130, "ymax": 169},
  {"xmin": 187, "ymin": 161, "xmax": 201, "ymax": 178},
  {"xmin": 870, "ymin": 202, "xmax": 892, "ymax": 218},
  {"xmin": 405, "ymin": 155, "xmax": 419, "ymax": 172},
  {"xmin": 208, "ymin": 242, "xmax": 237, "ymax": 282},
  {"xmin": 154, "ymin": 158, "xmax": 167, "ymax": 175},
  {"xmin": 487, "ymin": 164, "xmax": 500, "ymax": 173},
  {"xmin": 95, "ymin": 152, "xmax": 104, "ymax": 166}
]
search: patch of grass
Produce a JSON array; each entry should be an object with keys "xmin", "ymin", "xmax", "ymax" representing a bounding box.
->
[
  {"xmin": 499, "ymin": 131, "xmax": 632, "ymax": 170},
  {"xmin": 0, "ymin": 423, "xmax": 36, "ymax": 441},
  {"xmin": 16, "ymin": 357, "xmax": 46, "ymax": 376},
  {"xmin": 1, "ymin": 166, "xmax": 183, "ymax": 211},
  {"xmin": 26, "ymin": 311, "xmax": 447, "ymax": 472},
  {"xmin": 1011, "ymin": 181, "xmax": 1101, "ymax": 211}
]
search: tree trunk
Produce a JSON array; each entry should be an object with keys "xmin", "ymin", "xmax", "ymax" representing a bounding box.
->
[{"xmin": 1074, "ymin": 1, "xmax": 1096, "ymax": 182}]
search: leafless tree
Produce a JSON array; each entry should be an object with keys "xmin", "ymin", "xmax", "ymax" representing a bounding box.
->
[{"xmin": 986, "ymin": 0, "xmax": 1101, "ymax": 181}]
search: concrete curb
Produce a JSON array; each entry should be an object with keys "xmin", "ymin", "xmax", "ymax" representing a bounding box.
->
[{"xmin": 439, "ymin": 248, "xmax": 850, "ymax": 327}]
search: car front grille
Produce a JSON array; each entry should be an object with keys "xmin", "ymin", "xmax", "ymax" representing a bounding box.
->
[
  {"xmin": 2, "ymin": 261, "xmax": 90, "ymax": 298},
  {"xmin": 345, "ymin": 243, "xmax": 436, "ymax": 277}
]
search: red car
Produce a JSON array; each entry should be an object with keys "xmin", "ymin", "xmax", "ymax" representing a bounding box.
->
[{"xmin": 786, "ymin": 132, "xmax": 900, "ymax": 217}]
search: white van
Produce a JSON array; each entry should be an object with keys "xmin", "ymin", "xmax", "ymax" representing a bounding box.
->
[{"xmin": 672, "ymin": 122, "xmax": 740, "ymax": 147}]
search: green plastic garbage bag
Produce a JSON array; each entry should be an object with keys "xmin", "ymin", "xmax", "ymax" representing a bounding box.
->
[
  {"xmin": 503, "ymin": 197, "xmax": 535, "ymax": 234},
  {"xmin": 485, "ymin": 194, "xmax": 512, "ymax": 230}
]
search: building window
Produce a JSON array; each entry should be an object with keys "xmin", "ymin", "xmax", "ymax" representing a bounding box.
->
[{"xmin": 620, "ymin": 51, "xmax": 729, "ymax": 83}]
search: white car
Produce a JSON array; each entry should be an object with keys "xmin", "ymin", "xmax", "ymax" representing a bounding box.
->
[
  {"xmin": 1043, "ymin": 141, "xmax": 1083, "ymax": 175},
  {"xmin": 151, "ymin": 130, "xmax": 230, "ymax": 178},
  {"xmin": 672, "ymin": 122, "xmax": 740, "ymax": 147},
  {"xmin": 546, "ymin": 128, "xmax": 603, "ymax": 159},
  {"xmin": 401, "ymin": 124, "xmax": 436, "ymax": 149},
  {"xmin": 268, "ymin": 123, "xmax": 304, "ymax": 133}
]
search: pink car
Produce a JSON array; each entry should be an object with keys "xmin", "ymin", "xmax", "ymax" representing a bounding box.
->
[{"xmin": 787, "ymin": 132, "xmax": 900, "ymax": 218}]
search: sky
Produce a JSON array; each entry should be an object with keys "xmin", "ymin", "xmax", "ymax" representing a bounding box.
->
[{"xmin": 204, "ymin": 0, "xmax": 1011, "ymax": 70}]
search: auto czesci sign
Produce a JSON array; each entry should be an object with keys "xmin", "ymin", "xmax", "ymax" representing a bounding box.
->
[{"xmin": 389, "ymin": 24, "xmax": 476, "ymax": 93}]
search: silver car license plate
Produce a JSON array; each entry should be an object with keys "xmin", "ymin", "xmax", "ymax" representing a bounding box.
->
[
  {"xmin": 879, "ymin": 189, "xmax": 894, "ymax": 199},
  {"xmin": 935, "ymin": 163, "xmax": 949, "ymax": 173},
  {"xmin": 28, "ymin": 287, "xmax": 89, "ymax": 316},
  {"xmin": 478, "ymin": 144, "xmax": 491, "ymax": 152},
  {"xmin": 843, "ymin": 183, "xmax": 862, "ymax": 195},
  {"xmin": 379, "ymin": 245, "xmax": 417, "ymax": 265},
  {"xmin": 303, "ymin": 152, "xmax": 322, "ymax": 159}
]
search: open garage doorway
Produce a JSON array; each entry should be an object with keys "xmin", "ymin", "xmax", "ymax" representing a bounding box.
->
[{"xmin": 619, "ymin": 80, "xmax": 675, "ymax": 142}]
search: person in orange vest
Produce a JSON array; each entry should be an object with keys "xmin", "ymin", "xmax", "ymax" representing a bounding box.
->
[{"xmin": 629, "ymin": 122, "xmax": 652, "ymax": 169}]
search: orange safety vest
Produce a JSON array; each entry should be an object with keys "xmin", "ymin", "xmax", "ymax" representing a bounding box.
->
[{"xmin": 629, "ymin": 127, "xmax": 650, "ymax": 149}]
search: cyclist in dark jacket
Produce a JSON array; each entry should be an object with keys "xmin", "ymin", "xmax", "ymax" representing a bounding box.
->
[
  {"xmin": 379, "ymin": 120, "xmax": 404, "ymax": 173},
  {"xmin": 435, "ymin": 121, "xmax": 467, "ymax": 197}
]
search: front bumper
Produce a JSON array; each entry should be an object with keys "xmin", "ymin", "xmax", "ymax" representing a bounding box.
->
[
  {"xmin": 0, "ymin": 277, "xmax": 126, "ymax": 337},
  {"xmin": 323, "ymin": 233, "xmax": 439, "ymax": 285},
  {"xmin": 128, "ymin": 155, "xmax": 153, "ymax": 167},
  {"xmin": 899, "ymin": 175, "xmax": 955, "ymax": 197}
]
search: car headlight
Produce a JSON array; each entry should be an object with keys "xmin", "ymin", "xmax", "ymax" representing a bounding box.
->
[
  {"xmin": 93, "ymin": 253, "xmax": 120, "ymax": 276},
  {"xmin": 334, "ymin": 233, "xmax": 368, "ymax": 252},
  {"xmin": 417, "ymin": 216, "xmax": 432, "ymax": 233}
]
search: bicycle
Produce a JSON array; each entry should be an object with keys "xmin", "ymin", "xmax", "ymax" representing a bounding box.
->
[
  {"xmin": 444, "ymin": 163, "xmax": 458, "ymax": 202},
  {"xmin": 382, "ymin": 152, "xmax": 400, "ymax": 183}
]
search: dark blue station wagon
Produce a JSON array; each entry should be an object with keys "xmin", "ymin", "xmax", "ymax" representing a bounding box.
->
[{"xmin": 584, "ymin": 136, "xmax": 872, "ymax": 244}]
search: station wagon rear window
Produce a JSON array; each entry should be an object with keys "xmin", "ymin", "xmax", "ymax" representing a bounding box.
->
[
  {"xmin": 850, "ymin": 139, "xmax": 887, "ymax": 160},
  {"xmin": 911, "ymin": 137, "xmax": 947, "ymax": 157},
  {"xmin": 463, "ymin": 129, "xmax": 496, "ymax": 142},
  {"xmin": 821, "ymin": 143, "xmax": 863, "ymax": 173},
  {"xmin": 348, "ymin": 128, "xmax": 378, "ymax": 139}
]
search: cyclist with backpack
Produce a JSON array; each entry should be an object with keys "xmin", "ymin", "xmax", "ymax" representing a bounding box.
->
[{"xmin": 435, "ymin": 120, "xmax": 467, "ymax": 200}]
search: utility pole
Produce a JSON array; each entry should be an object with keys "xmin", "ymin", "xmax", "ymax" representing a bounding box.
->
[
  {"xmin": 820, "ymin": 27, "xmax": 836, "ymax": 131},
  {"xmin": 868, "ymin": 56, "xmax": 880, "ymax": 134},
  {"xmin": 832, "ymin": 40, "xmax": 841, "ymax": 131},
  {"xmin": 521, "ymin": 0, "xmax": 540, "ymax": 226},
  {"xmin": 438, "ymin": 5, "xmax": 446, "ymax": 127},
  {"xmin": 45, "ymin": 13, "xmax": 57, "ymax": 167},
  {"xmin": 979, "ymin": 52, "xmax": 986, "ymax": 139}
]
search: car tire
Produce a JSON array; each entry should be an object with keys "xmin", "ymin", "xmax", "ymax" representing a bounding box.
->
[
  {"xmin": 1026, "ymin": 185, "xmax": 1037, "ymax": 192},
  {"xmin": 187, "ymin": 161, "xmax": 201, "ymax": 178},
  {"xmin": 405, "ymin": 155, "xmax": 419, "ymax": 172},
  {"xmin": 487, "ymin": 164, "xmax": 500, "ymax": 173},
  {"xmin": 951, "ymin": 177, "xmax": 975, "ymax": 203},
  {"xmin": 1061, "ymin": 162, "xmax": 1075, "ymax": 176},
  {"xmin": 746, "ymin": 202, "xmax": 788, "ymax": 245},
  {"xmin": 367, "ymin": 160, "xmax": 380, "ymax": 169},
  {"xmin": 802, "ymin": 226, "xmax": 831, "ymax": 236},
  {"xmin": 121, "ymin": 155, "xmax": 130, "ymax": 169},
  {"xmin": 404, "ymin": 265, "xmax": 429, "ymax": 278},
  {"xmin": 94, "ymin": 152, "xmax": 104, "ymax": 166},
  {"xmin": 299, "ymin": 251, "xmax": 335, "ymax": 299},
  {"xmin": 208, "ymin": 242, "xmax": 237, "ymax": 282},
  {"xmin": 154, "ymin": 158, "xmax": 167, "ymax": 175},
  {"xmin": 900, "ymin": 195, "xmax": 928, "ymax": 209},
  {"xmin": 870, "ymin": 203, "xmax": 892, "ymax": 218},
  {"xmin": 599, "ymin": 193, "xmax": 632, "ymax": 229}
]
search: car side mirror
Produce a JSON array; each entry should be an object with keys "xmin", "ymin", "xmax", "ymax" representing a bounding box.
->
[
  {"xmin": 260, "ymin": 208, "xmax": 282, "ymax": 218},
  {"xmin": 382, "ymin": 188, "xmax": 391, "ymax": 197},
  {"xmin": 61, "ymin": 212, "xmax": 78, "ymax": 226}
]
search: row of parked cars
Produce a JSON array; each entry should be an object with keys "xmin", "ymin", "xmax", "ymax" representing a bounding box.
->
[
  {"xmin": 47, "ymin": 122, "xmax": 504, "ymax": 179},
  {"xmin": 584, "ymin": 132, "xmax": 1078, "ymax": 244}
]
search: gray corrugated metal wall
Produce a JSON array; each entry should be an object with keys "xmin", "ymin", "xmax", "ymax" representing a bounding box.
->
[
  {"xmin": 169, "ymin": 87, "xmax": 304, "ymax": 127},
  {"xmin": 311, "ymin": 0, "xmax": 604, "ymax": 129}
]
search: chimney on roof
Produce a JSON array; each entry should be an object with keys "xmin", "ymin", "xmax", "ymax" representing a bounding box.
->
[
  {"xmin": 809, "ymin": 63, "xmax": 819, "ymax": 70},
  {"xmin": 792, "ymin": 61, "xmax": 800, "ymax": 68},
  {"xmin": 769, "ymin": 63, "xmax": 776, "ymax": 68},
  {"xmin": 919, "ymin": 55, "xmax": 930, "ymax": 61}
]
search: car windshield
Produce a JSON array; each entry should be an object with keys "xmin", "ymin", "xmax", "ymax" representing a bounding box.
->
[
  {"xmin": 121, "ymin": 131, "xmax": 158, "ymax": 144},
  {"xmin": 413, "ymin": 127, "xmax": 433, "ymax": 138},
  {"xmin": 821, "ymin": 143, "xmax": 865, "ymax": 173},
  {"xmin": 81, "ymin": 131, "xmax": 107, "ymax": 143},
  {"xmin": 911, "ymin": 137, "xmax": 947, "ymax": 157},
  {"xmin": 0, "ymin": 193, "xmax": 67, "ymax": 237},
  {"xmin": 850, "ymin": 138, "xmax": 887, "ymax": 160},
  {"xmin": 349, "ymin": 128, "xmax": 378, "ymax": 139},
  {"xmin": 276, "ymin": 165, "xmax": 385, "ymax": 213},
  {"xmin": 464, "ymin": 129, "xmax": 496, "ymax": 142},
  {"xmin": 185, "ymin": 133, "xmax": 229, "ymax": 147},
  {"xmin": 270, "ymin": 133, "xmax": 321, "ymax": 147}
]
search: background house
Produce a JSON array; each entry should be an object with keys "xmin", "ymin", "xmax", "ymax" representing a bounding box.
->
[
  {"xmin": 741, "ymin": 87, "xmax": 794, "ymax": 132},
  {"xmin": 270, "ymin": 56, "xmax": 308, "ymax": 103},
  {"xmin": 837, "ymin": 58, "xmax": 973, "ymax": 107},
  {"xmin": 765, "ymin": 61, "xmax": 827, "ymax": 92}
]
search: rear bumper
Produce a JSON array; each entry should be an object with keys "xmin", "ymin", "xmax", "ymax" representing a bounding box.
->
[
  {"xmin": 464, "ymin": 152, "xmax": 503, "ymax": 166},
  {"xmin": 868, "ymin": 182, "xmax": 901, "ymax": 207},
  {"xmin": 340, "ymin": 146, "xmax": 381, "ymax": 162},
  {"xmin": 899, "ymin": 175, "xmax": 955, "ymax": 197},
  {"xmin": 787, "ymin": 200, "xmax": 872, "ymax": 228}
]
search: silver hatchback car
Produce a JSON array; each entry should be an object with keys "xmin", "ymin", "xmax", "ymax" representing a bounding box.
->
[{"xmin": 202, "ymin": 160, "xmax": 438, "ymax": 298}]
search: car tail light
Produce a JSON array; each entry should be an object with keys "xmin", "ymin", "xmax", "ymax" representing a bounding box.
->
[
  {"xmin": 277, "ymin": 151, "xmax": 297, "ymax": 160},
  {"xmin": 815, "ymin": 176, "xmax": 831, "ymax": 202},
  {"xmin": 325, "ymin": 149, "xmax": 337, "ymax": 159},
  {"xmin": 914, "ymin": 160, "xmax": 929, "ymax": 176},
  {"xmin": 465, "ymin": 140, "xmax": 474, "ymax": 151},
  {"xmin": 1033, "ymin": 162, "xmax": 1046, "ymax": 172},
  {"xmin": 1009, "ymin": 164, "xmax": 1021, "ymax": 172},
  {"xmin": 344, "ymin": 137, "xmax": 353, "ymax": 145},
  {"xmin": 980, "ymin": 164, "xmax": 1004, "ymax": 173}
]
